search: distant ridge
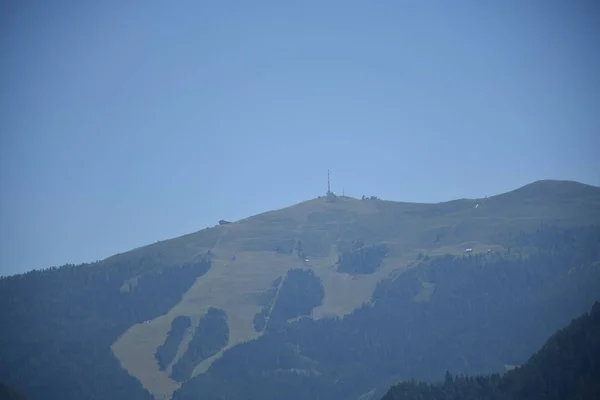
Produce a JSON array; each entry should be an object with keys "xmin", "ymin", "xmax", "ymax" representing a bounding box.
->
[{"xmin": 496, "ymin": 179, "xmax": 600, "ymax": 199}]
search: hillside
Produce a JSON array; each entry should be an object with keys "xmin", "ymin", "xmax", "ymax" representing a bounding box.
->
[
  {"xmin": 0, "ymin": 180, "xmax": 599, "ymax": 400},
  {"xmin": 382, "ymin": 301, "xmax": 600, "ymax": 400}
]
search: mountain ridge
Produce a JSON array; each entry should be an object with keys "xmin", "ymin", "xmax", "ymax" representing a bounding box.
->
[
  {"xmin": 100, "ymin": 179, "xmax": 600, "ymax": 266},
  {"xmin": 1, "ymin": 179, "xmax": 599, "ymax": 400},
  {"xmin": 108, "ymin": 179, "xmax": 600, "ymax": 398}
]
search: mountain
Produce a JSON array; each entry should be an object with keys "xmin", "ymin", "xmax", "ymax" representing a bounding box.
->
[
  {"xmin": 382, "ymin": 301, "xmax": 600, "ymax": 400},
  {"xmin": 0, "ymin": 180, "xmax": 599, "ymax": 400}
]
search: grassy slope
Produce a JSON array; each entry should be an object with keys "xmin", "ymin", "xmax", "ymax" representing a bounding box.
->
[{"xmin": 110, "ymin": 180, "xmax": 600, "ymax": 399}]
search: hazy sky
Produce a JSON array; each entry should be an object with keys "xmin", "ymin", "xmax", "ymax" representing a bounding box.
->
[{"xmin": 1, "ymin": 1, "xmax": 599, "ymax": 275}]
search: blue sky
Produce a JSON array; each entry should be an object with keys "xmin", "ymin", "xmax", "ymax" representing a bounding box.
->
[{"xmin": 1, "ymin": 1, "xmax": 599, "ymax": 275}]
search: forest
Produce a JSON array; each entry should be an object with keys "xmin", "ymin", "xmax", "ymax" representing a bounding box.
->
[
  {"xmin": 336, "ymin": 241, "xmax": 388, "ymax": 274},
  {"xmin": 0, "ymin": 256, "xmax": 211, "ymax": 400},
  {"xmin": 155, "ymin": 316, "xmax": 192, "ymax": 371},
  {"xmin": 268, "ymin": 268, "xmax": 325, "ymax": 326},
  {"xmin": 383, "ymin": 301, "xmax": 600, "ymax": 400},
  {"xmin": 170, "ymin": 308, "xmax": 229, "ymax": 382},
  {"xmin": 253, "ymin": 276, "xmax": 282, "ymax": 332}
]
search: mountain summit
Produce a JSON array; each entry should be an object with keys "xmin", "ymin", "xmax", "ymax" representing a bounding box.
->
[{"xmin": 1, "ymin": 180, "xmax": 599, "ymax": 400}]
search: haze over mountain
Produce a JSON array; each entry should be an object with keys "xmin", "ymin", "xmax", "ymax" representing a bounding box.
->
[
  {"xmin": 1, "ymin": 180, "xmax": 599, "ymax": 400},
  {"xmin": 2, "ymin": 1, "xmax": 600, "ymax": 275},
  {"xmin": 1, "ymin": 2, "xmax": 599, "ymax": 399}
]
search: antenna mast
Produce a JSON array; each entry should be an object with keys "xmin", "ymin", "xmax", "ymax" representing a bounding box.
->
[{"xmin": 327, "ymin": 169, "xmax": 331, "ymax": 195}]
